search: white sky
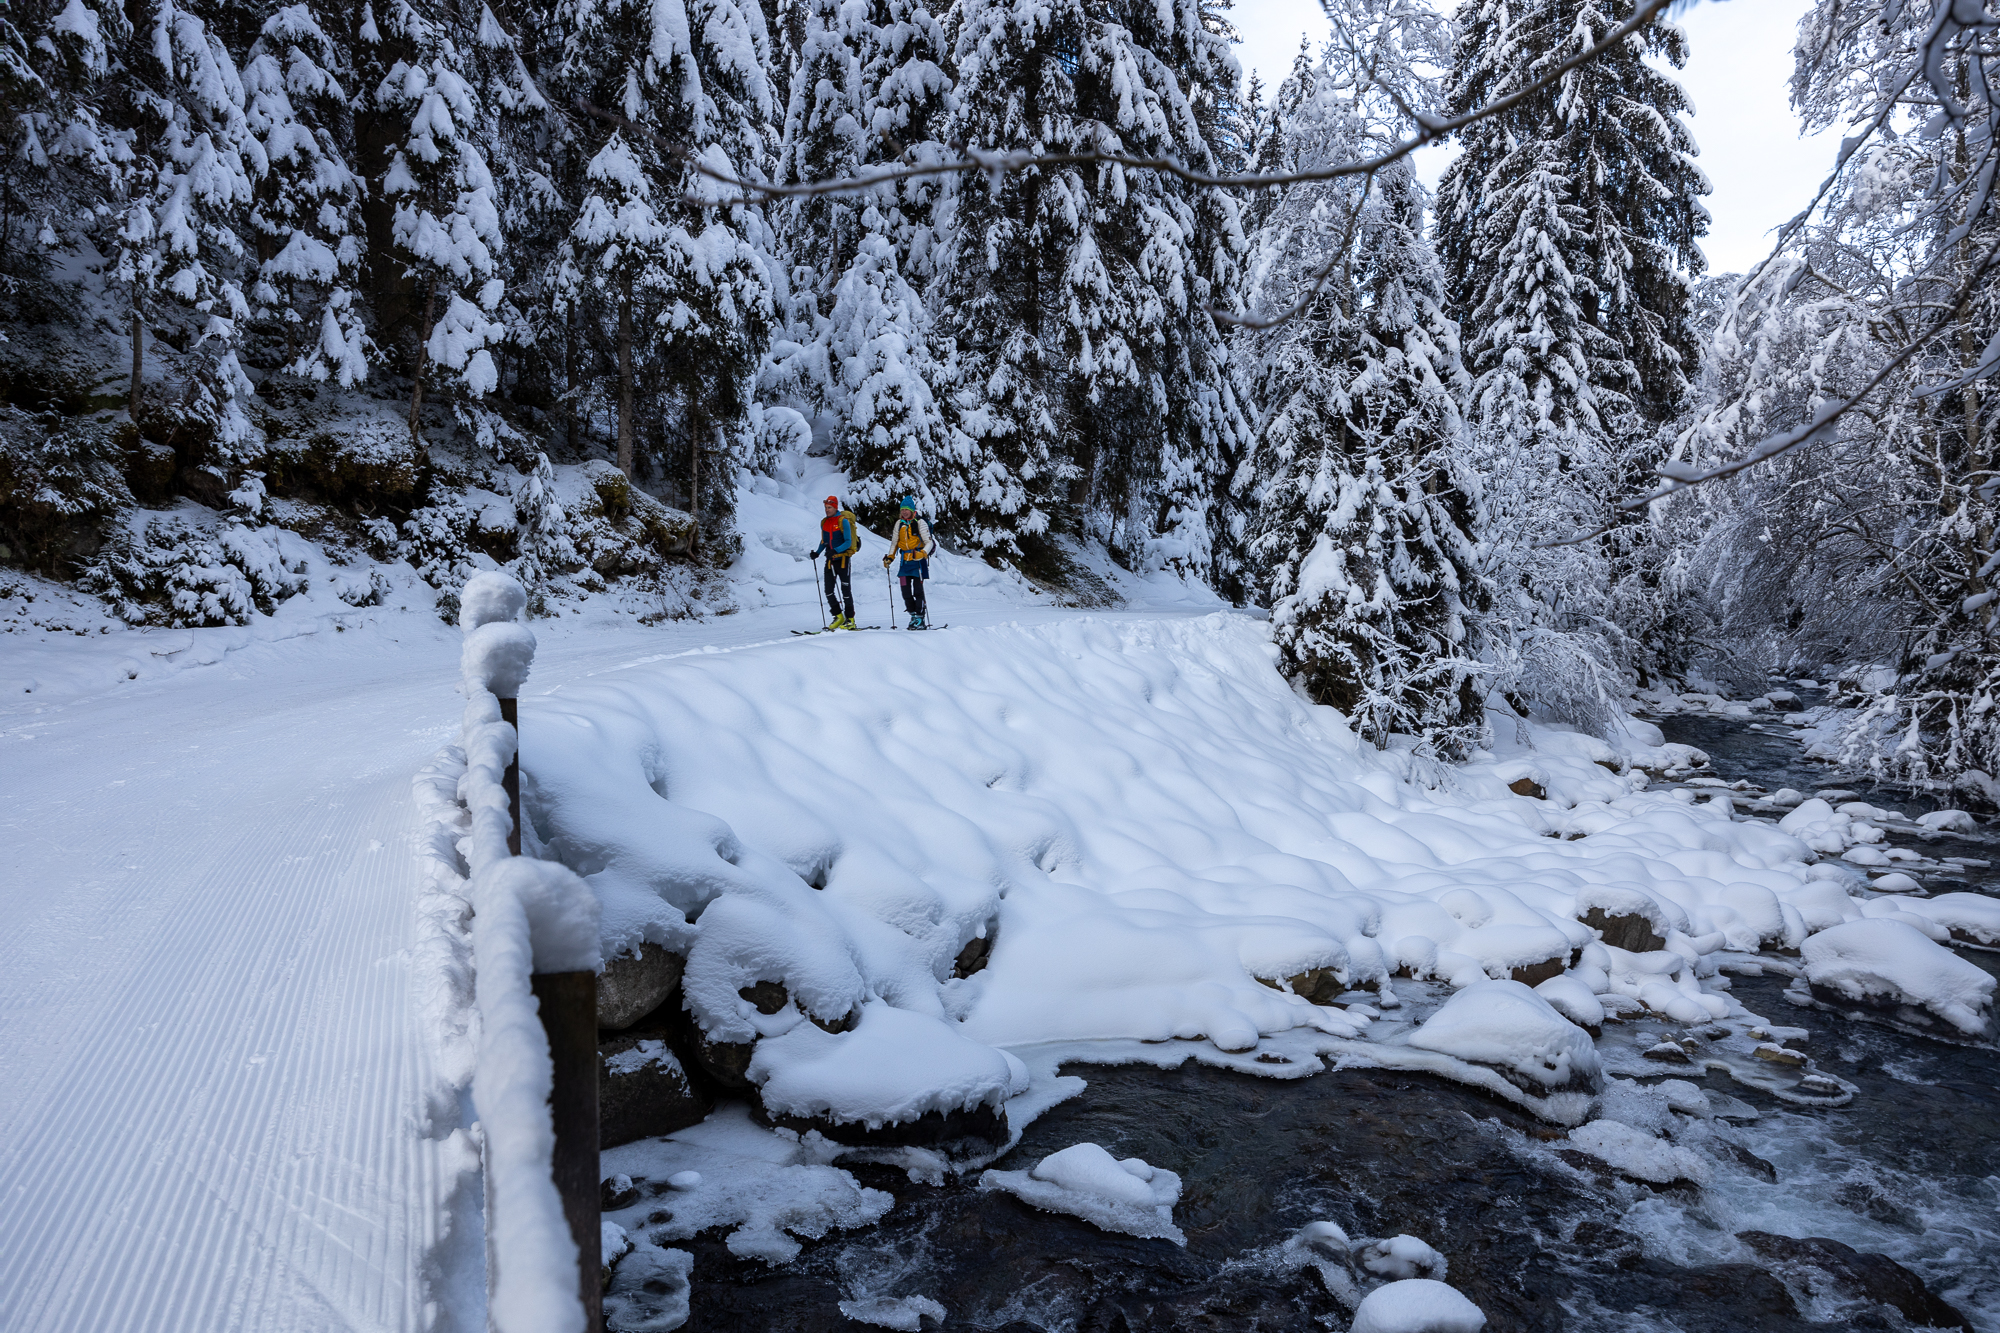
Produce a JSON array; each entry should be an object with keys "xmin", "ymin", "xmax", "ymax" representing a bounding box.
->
[{"xmin": 1226, "ymin": 0, "xmax": 1840, "ymax": 275}]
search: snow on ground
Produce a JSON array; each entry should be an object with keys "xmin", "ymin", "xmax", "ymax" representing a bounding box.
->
[{"xmin": 2, "ymin": 458, "xmax": 1993, "ymax": 1330}]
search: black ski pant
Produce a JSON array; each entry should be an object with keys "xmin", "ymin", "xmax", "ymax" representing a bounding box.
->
[
  {"xmin": 898, "ymin": 574, "xmax": 927, "ymax": 615},
  {"xmin": 823, "ymin": 558, "xmax": 855, "ymax": 619}
]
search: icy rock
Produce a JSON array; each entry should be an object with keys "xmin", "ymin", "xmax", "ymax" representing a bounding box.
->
[
  {"xmin": 602, "ymin": 1106, "xmax": 893, "ymax": 1262},
  {"xmin": 604, "ymin": 1240, "xmax": 693, "ymax": 1332},
  {"xmin": 599, "ymin": 943, "xmax": 684, "ymax": 1030},
  {"xmin": 600, "ymin": 1038, "xmax": 712, "ymax": 1149},
  {"xmin": 1735, "ymin": 1233, "xmax": 1974, "ymax": 1332},
  {"xmin": 601, "ymin": 1219, "xmax": 632, "ymax": 1269},
  {"xmin": 1566, "ymin": 1119, "xmax": 1711, "ymax": 1186},
  {"xmin": 1349, "ymin": 1278, "xmax": 1487, "ymax": 1333},
  {"xmin": 837, "ymin": 1295, "xmax": 947, "ymax": 1330},
  {"xmin": 1408, "ymin": 981, "xmax": 1603, "ymax": 1095},
  {"xmin": 1507, "ymin": 776, "xmax": 1547, "ymax": 800},
  {"xmin": 1359, "ymin": 1234, "xmax": 1448, "ymax": 1281},
  {"xmin": 1763, "ymin": 691, "xmax": 1803, "ymax": 712},
  {"xmin": 979, "ymin": 1142, "xmax": 1185, "ymax": 1244},
  {"xmin": 1751, "ymin": 1042, "xmax": 1805, "ymax": 1067},
  {"xmin": 1867, "ymin": 872, "xmax": 1923, "ymax": 894},
  {"xmin": 1801, "ymin": 918, "xmax": 1995, "ymax": 1035},
  {"xmin": 1841, "ymin": 845, "xmax": 1891, "ymax": 867},
  {"xmin": 1917, "ymin": 808, "xmax": 1978, "ymax": 833},
  {"xmin": 601, "ymin": 1174, "xmax": 639, "ymax": 1210}
]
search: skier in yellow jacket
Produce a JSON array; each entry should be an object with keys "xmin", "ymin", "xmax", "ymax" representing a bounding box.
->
[{"xmin": 881, "ymin": 497, "xmax": 936, "ymax": 630}]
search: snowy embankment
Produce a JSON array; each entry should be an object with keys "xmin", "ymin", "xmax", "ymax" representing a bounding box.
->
[{"xmin": 527, "ymin": 610, "xmax": 1990, "ymax": 1146}]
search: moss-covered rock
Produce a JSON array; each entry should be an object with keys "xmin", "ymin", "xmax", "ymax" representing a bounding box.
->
[{"xmin": 0, "ymin": 412, "xmax": 134, "ymax": 575}]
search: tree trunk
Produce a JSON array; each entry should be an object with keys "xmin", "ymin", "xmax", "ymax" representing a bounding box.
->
[
  {"xmin": 129, "ymin": 299, "xmax": 144, "ymax": 423},
  {"xmin": 617, "ymin": 277, "xmax": 635, "ymax": 479},
  {"xmin": 409, "ymin": 281, "xmax": 438, "ymax": 445}
]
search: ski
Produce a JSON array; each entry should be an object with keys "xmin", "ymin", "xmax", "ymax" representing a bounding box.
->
[{"xmin": 792, "ymin": 626, "xmax": 883, "ymax": 635}]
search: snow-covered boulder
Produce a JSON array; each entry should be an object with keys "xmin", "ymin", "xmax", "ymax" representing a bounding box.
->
[
  {"xmin": 1898, "ymin": 892, "xmax": 2000, "ymax": 947},
  {"xmin": 1801, "ymin": 919, "xmax": 1995, "ymax": 1035},
  {"xmin": 599, "ymin": 1038, "xmax": 711, "ymax": 1149},
  {"xmin": 1349, "ymin": 1278, "xmax": 1486, "ymax": 1333},
  {"xmin": 598, "ymin": 942, "xmax": 684, "ymax": 1030},
  {"xmin": 1408, "ymin": 980, "xmax": 1603, "ymax": 1095},
  {"xmin": 979, "ymin": 1142, "xmax": 1185, "ymax": 1243},
  {"xmin": 749, "ymin": 1003, "xmax": 1027, "ymax": 1153},
  {"xmin": 1917, "ymin": 808, "xmax": 1978, "ymax": 833}
]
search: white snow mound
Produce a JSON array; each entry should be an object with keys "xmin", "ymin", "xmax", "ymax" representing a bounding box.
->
[
  {"xmin": 1407, "ymin": 981, "xmax": 1602, "ymax": 1092},
  {"xmin": 979, "ymin": 1142, "xmax": 1185, "ymax": 1244},
  {"xmin": 1800, "ymin": 918, "xmax": 1995, "ymax": 1034},
  {"xmin": 1349, "ymin": 1278, "xmax": 1487, "ymax": 1333}
]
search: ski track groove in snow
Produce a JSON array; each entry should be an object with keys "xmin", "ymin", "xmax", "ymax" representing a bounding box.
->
[{"xmin": 0, "ymin": 674, "xmax": 451, "ymax": 1333}]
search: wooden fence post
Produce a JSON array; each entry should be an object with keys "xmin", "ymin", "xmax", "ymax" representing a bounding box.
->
[{"xmin": 501, "ymin": 691, "xmax": 602, "ymax": 1332}]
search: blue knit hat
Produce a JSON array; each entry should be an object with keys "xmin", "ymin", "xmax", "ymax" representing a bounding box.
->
[{"xmin": 900, "ymin": 496, "xmax": 917, "ymax": 510}]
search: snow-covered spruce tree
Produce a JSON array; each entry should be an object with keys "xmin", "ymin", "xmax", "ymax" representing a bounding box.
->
[
  {"xmin": 765, "ymin": 0, "xmax": 952, "ymax": 526},
  {"xmin": 1241, "ymin": 17, "xmax": 1482, "ymax": 752},
  {"xmin": 106, "ymin": 0, "xmax": 257, "ymax": 440},
  {"xmin": 1433, "ymin": 0, "xmax": 1707, "ymax": 712},
  {"xmin": 552, "ymin": 0, "xmax": 776, "ymax": 542},
  {"xmin": 0, "ymin": 0, "xmax": 121, "ymax": 278},
  {"xmin": 359, "ymin": 0, "xmax": 508, "ymax": 442},
  {"xmin": 931, "ymin": 0, "xmax": 1247, "ymax": 577},
  {"xmin": 242, "ymin": 2, "xmax": 370, "ymax": 386}
]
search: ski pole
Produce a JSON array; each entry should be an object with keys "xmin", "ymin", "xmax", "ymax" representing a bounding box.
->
[
  {"xmin": 812, "ymin": 552, "xmax": 825, "ymax": 630},
  {"xmin": 886, "ymin": 561, "xmax": 896, "ymax": 629}
]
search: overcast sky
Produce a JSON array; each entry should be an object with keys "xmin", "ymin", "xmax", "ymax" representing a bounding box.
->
[{"xmin": 1226, "ymin": 0, "xmax": 1840, "ymax": 275}]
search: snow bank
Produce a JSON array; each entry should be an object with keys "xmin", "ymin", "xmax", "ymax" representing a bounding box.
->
[
  {"xmin": 523, "ymin": 613, "xmax": 1827, "ymax": 1131},
  {"xmin": 1800, "ymin": 919, "xmax": 1994, "ymax": 1035},
  {"xmin": 451, "ymin": 574, "xmax": 603, "ymax": 1332},
  {"xmin": 1349, "ymin": 1278, "xmax": 1487, "ymax": 1333},
  {"xmin": 979, "ymin": 1142, "xmax": 1185, "ymax": 1243},
  {"xmin": 1406, "ymin": 981, "xmax": 1602, "ymax": 1093}
]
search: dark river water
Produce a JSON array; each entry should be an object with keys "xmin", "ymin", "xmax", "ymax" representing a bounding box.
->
[{"xmin": 658, "ymin": 703, "xmax": 2000, "ymax": 1333}]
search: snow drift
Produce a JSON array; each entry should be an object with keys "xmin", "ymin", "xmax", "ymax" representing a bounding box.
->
[{"xmin": 512, "ymin": 611, "xmax": 1964, "ymax": 1131}]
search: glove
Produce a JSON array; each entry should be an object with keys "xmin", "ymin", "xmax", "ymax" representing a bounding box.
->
[{"xmin": 882, "ymin": 555, "xmax": 892, "ymax": 568}]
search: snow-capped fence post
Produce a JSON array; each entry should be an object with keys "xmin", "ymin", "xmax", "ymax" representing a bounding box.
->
[{"xmin": 458, "ymin": 573, "xmax": 604, "ymax": 1333}]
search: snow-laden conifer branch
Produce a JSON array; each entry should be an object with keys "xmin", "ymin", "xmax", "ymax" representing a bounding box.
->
[
  {"xmin": 574, "ymin": 0, "xmax": 1672, "ymax": 207},
  {"xmin": 1530, "ymin": 220, "xmax": 2000, "ymax": 549}
]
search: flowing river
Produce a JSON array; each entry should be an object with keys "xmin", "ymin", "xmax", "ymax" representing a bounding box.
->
[{"xmin": 670, "ymin": 697, "xmax": 2000, "ymax": 1333}]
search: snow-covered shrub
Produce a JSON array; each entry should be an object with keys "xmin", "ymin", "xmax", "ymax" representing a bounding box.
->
[
  {"xmin": 83, "ymin": 513, "xmax": 309, "ymax": 626},
  {"xmin": 0, "ymin": 412, "xmax": 134, "ymax": 574},
  {"xmin": 401, "ymin": 499, "xmax": 479, "ymax": 604}
]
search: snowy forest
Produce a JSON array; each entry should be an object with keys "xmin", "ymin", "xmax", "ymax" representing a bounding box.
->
[
  {"xmin": 14, "ymin": 3, "xmax": 2000, "ymax": 1331},
  {"xmin": 1, "ymin": 0, "xmax": 1998, "ymax": 785}
]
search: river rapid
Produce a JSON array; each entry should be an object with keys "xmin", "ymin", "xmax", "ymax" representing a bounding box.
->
[{"xmin": 669, "ymin": 699, "xmax": 2000, "ymax": 1333}]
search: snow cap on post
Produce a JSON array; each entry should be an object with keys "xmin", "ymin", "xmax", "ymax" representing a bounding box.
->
[
  {"xmin": 464, "ymin": 621, "xmax": 538, "ymax": 699},
  {"xmin": 460, "ymin": 571, "xmax": 528, "ymax": 631},
  {"xmin": 485, "ymin": 856, "xmax": 602, "ymax": 974}
]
